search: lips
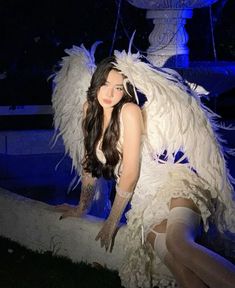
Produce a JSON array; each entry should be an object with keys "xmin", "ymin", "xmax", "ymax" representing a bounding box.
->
[{"xmin": 103, "ymin": 99, "xmax": 112, "ymax": 104}]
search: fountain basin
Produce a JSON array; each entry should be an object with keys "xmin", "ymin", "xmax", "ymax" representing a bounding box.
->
[{"xmin": 176, "ymin": 61, "xmax": 235, "ymax": 97}]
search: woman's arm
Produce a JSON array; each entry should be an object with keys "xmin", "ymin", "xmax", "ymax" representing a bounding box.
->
[
  {"xmin": 59, "ymin": 101, "xmax": 97, "ymax": 218},
  {"xmin": 77, "ymin": 101, "xmax": 97, "ymax": 214},
  {"xmin": 58, "ymin": 171, "xmax": 96, "ymax": 219},
  {"xmin": 96, "ymin": 103, "xmax": 143, "ymax": 250},
  {"xmin": 76, "ymin": 171, "xmax": 96, "ymax": 215},
  {"xmin": 117, "ymin": 103, "xmax": 143, "ymax": 192}
]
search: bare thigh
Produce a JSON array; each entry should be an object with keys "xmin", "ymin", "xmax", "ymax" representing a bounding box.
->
[{"xmin": 170, "ymin": 197, "xmax": 201, "ymax": 213}]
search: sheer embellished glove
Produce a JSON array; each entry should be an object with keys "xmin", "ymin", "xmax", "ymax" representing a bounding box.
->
[{"xmin": 95, "ymin": 185, "xmax": 133, "ymax": 251}]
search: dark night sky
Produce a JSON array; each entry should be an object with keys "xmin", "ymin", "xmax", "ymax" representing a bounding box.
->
[{"xmin": 0, "ymin": 0, "xmax": 235, "ymax": 106}]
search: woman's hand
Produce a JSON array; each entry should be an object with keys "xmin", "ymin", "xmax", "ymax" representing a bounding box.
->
[
  {"xmin": 55, "ymin": 204, "xmax": 85, "ymax": 220},
  {"xmin": 95, "ymin": 219, "xmax": 117, "ymax": 252}
]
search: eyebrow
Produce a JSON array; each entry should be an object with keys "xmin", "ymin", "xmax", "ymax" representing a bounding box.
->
[{"xmin": 105, "ymin": 80, "xmax": 123, "ymax": 87}]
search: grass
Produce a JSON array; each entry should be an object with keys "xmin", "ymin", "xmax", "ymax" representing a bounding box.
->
[{"xmin": 0, "ymin": 236, "xmax": 122, "ymax": 288}]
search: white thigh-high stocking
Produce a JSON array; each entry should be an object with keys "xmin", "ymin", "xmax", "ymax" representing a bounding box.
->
[
  {"xmin": 147, "ymin": 221, "xmax": 208, "ymax": 288},
  {"xmin": 167, "ymin": 206, "xmax": 201, "ymax": 232},
  {"xmin": 166, "ymin": 206, "xmax": 235, "ymax": 288}
]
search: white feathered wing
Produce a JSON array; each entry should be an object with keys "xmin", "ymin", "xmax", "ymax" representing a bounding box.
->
[
  {"xmin": 51, "ymin": 43, "xmax": 100, "ymax": 175},
  {"xmin": 114, "ymin": 50, "xmax": 235, "ymax": 234}
]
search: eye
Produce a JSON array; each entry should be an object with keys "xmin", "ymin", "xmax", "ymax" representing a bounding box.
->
[{"xmin": 116, "ymin": 86, "xmax": 124, "ymax": 91}]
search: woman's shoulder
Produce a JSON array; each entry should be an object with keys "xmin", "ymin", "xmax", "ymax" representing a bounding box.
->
[
  {"xmin": 121, "ymin": 103, "xmax": 144, "ymax": 131},
  {"xmin": 121, "ymin": 102, "xmax": 141, "ymax": 117}
]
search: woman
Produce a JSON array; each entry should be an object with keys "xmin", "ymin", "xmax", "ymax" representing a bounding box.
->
[{"xmin": 53, "ymin": 47, "xmax": 235, "ymax": 288}]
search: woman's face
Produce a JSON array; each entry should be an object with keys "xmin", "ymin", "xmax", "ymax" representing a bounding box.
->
[{"xmin": 97, "ymin": 69, "xmax": 125, "ymax": 110}]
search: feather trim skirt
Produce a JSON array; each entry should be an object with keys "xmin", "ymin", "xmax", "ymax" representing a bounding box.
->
[{"xmin": 119, "ymin": 155, "xmax": 216, "ymax": 288}]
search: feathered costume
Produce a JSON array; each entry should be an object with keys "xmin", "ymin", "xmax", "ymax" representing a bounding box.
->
[{"xmin": 52, "ymin": 43, "xmax": 235, "ymax": 288}]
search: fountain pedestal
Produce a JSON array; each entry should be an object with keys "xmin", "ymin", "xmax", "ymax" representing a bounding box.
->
[
  {"xmin": 146, "ymin": 9, "xmax": 192, "ymax": 67},
  {"xmin": 127, "ymin": 0, "xmax": 218, "ymax": 67}
]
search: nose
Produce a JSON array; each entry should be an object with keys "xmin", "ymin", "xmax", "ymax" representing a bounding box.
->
[{"xmin": 106, "ymin": 86, "xmax": 114, "ymax": 98}]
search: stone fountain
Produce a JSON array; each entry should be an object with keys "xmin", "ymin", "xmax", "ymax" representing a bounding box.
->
[{"xmin": 127, "ymin": 0, "xmax": 235, "ymax": 99}]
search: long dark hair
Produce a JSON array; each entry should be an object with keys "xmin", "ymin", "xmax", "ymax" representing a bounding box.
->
[{"xmin": 82, "ymin": 56, "xmax": 137, "ymax": 179}]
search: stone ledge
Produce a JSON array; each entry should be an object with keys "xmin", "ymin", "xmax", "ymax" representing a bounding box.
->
[
  {"xmin": 0, "ymin": 187, "xmax": 173, "ymax": 282},
  {"xmin": 0, "ymin": 187, "xmax": 125, "ymax": 270}
]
